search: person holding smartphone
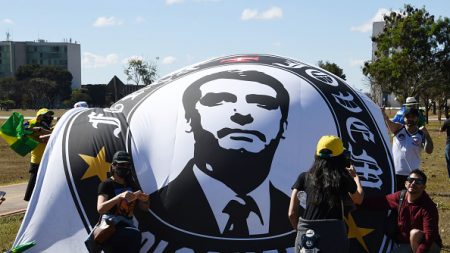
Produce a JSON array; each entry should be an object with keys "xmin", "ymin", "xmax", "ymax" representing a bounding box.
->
[
  {"xmin": 96, "ymin": 151, "xmax": 150, "ymax": 253},
  {"xmin": 288, "ymin": 135, "xmax": 364, "ymax": 253}
]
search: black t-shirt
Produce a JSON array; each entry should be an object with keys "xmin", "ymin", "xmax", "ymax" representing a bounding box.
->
[
  {"xmin": 98, "ymin": 178, "xmax": 139, "ymax": 217},
  {"xmin": 292, "ymin": 172, "xmax": 357, "ymax": 220},
  {"xmin": 441, "ymin": 119, "xmax": 450, "ymax": 144}
]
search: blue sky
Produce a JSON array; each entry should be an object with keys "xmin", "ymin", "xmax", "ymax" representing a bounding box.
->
[{"xmin": 1, "ymin": 0, "xmax": 449, "ymax": 92}]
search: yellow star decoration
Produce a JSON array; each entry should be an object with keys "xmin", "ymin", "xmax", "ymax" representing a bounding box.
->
[
  {"xmin": 79, "ymin": 146, "xmax": 111, "ymax": 181},
  {"xmin": 345, "ymin": 213, "xmax": 374, "ymax": 253}
]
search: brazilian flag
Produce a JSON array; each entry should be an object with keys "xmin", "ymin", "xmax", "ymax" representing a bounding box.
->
[{"xmin": 0, "ymin": 112, "xmax": 39, "ymax": 156}]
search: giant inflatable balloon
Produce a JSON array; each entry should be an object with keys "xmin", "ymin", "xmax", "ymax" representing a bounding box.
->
[{"xmin": 14, "ymin": 54, "xmax": 396, "ymax": 252}]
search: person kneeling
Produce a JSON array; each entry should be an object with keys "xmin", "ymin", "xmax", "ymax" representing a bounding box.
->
[
  {"xmin": 360, "ymin": 169, "xmax": 442, "ymax": 253},
  {"xmin": 96, "ymin": 151, "xmax": 150, "ymax": 253}
]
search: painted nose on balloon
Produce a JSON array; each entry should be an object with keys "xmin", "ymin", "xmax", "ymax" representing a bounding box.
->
[{"xmin": 230, "ymin": 113, "xmax": 254, "ymax": 125}]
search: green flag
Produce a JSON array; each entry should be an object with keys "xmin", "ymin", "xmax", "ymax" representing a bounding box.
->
[
  {"xmin": 7, "ymin": 240, "xmax": 36, "ymax": 253},
  {"xmin": 0, "ymin": 112, "xmax": 39, "ymax": 156}
]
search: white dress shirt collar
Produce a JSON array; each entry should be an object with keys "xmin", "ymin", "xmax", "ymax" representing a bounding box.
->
[{"xmin": 193, "ymin": 164, "xmax": 271, "ymax": 235}]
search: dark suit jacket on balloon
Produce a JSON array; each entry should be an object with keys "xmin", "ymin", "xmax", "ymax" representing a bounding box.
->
[{"xmin": 135, "ymin": 160, "xmax": 293, "ymax": 252}]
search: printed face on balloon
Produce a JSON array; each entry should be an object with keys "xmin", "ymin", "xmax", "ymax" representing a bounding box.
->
[{"xmin": 195, "ymin": 79, "xmax": 283, "ymax": 153}]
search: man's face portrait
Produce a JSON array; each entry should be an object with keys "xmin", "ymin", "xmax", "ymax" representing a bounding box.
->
[
  {"xmin": 195, "ymin": 78, "xmax": 283, "ymax": 153},
  {"xmin": 181, "ymin": 70, "xmax": 290, "ymax": 195},
  {"xmin": 405, "ymin": 113, "xmax": 418, "ymax": 126},
  {"xmin": 405, "ymin": 173, "xmax": 426, "ymax": 194}
]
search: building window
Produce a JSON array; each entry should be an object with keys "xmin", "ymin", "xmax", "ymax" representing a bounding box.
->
[{"xmin": 40, "ymin": 60, "xmax": 43, "ymax": 64}]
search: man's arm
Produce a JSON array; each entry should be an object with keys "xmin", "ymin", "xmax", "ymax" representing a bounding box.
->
[
  {"xmin": 359, "ymin": 192, "xmax": 399, "ymax": 210},
  {"xmin": 381, "ymin": 108, "xmax": 403, "ymax": 133},
  {"xmin": 415, "ymin": 208, "xmax": 440, "ymax": 253},
  {"xmin": 420, "ymin": 126, "xmax": 434, "ymax": 154}
]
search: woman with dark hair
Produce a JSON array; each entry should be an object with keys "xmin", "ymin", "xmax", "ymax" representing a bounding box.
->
[
  {"xmin": 288, "ymin": 136, "xmax": 364, "ymax": 253},
  {"xmin": 96, "ymin": 151, "xmax": 150, "ymax": 253}
]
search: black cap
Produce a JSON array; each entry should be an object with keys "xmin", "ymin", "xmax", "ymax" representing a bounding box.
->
[{"xmin": 112, "ymin": 151, "xmax": 131, "ymax": 163}]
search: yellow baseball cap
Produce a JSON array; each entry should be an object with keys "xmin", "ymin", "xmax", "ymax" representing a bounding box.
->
[
  {"xmin": 36, "ymin": 108, "xmax": 54, "ymax": 117},
  {"xmin": 316, "ymin": 135, "xmax": 345, "ymax": 158}
]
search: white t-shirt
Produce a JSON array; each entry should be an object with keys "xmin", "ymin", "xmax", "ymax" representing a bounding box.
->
[{"xmin": 392, "ymin": 127, "xmax": 425, "ymax": 176}]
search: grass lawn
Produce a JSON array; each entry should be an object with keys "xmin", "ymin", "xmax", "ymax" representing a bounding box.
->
[
  {"xmin": 0, "ymin": 109, "xmax": 448, "ymax": 251},
  {"xmin": 0, "ymin": 213, "xmax": 24, "ymax": 252}
]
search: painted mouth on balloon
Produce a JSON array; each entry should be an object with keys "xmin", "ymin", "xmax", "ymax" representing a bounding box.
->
[
  {"xmin": 218, "ymin": 128, "xmax": 266, "ymax": 142},
  {"xmin": 229, "ymin": 136, "xmax": 253, "ymax": 142}
]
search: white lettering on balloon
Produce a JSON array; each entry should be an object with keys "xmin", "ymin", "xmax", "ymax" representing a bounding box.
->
[
  {"xmin": 274, "ymin": 60, "xmax": 309, "ymax": 69},
  {"xmin": 87, "ymin": 112, "xmax": 122, "ymax": 138},
  {"xmin": 332, "ymin": 92, "xmax": 362, "ymax": 113},
  {"xmin": 305, "ymin": 69, "xmax": 339, "ymax": 86},
  {"xmin": 348, "ymin": 144, "xmax": 383, "ymax": 189},
  {"xmin": 104, "ymin": 103, "xmax": 124, "ymax": 113},
  {"xmin": 346, "ymin": 117, "xmax": 375, "ymax": 143}
]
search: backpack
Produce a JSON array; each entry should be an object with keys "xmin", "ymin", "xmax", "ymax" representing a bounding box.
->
[{"xmin": 384, "ymin": 190, "xmax": 406, "ymax": 240}]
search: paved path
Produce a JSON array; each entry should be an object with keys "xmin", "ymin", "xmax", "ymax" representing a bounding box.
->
[{"xmin": 0, "ymin": 183, "xmax": 28, "ymax": 216}]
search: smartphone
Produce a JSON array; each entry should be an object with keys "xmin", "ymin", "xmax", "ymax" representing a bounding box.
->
[{"xmin": 0, "ymin": 191, "xmax": 5, "ymax": 199}]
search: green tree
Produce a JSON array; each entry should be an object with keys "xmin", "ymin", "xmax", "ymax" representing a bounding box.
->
[
  {"xmin": 15, "ymin": 64, "xmax": 73, "ymax": 107},
  {"xmin": 363, "ymin": 4, "xmax": 450, "ymax": 108},
  {"xmin": 21, "ymin": 78, "xmax": 58, "ymax": 109},
  {"xmin": 0, "ymin": 77, "xmax": 20, "ymax": 105},
  {"xmin": 124, "ymin": 58, "xmax": 158, "ymax": 85},
  {"xmin": 318, "ymin": 60, "xmax": 346, "ymax": 80},
  {"xmin": 64, "ymin": 88, "xmax": 92, "ymax": 107}
]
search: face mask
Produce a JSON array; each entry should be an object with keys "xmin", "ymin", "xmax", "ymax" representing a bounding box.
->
[
  {"xmin": 115, "ymin": 166, "xmax": 131, "ymax": 178},
  {"xmin": 40, "ymin": 116, "xmax": 53, "ymax": 128}
]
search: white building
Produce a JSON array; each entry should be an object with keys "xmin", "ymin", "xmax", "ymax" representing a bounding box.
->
[{"xmin": 0, "ymin": 39, "xmax": 81, "ymax": 89}]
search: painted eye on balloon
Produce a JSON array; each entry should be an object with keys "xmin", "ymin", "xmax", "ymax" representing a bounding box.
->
[
  {"xmin": 246, "ymin": 94, "xmax": 279, "ymax": 110},
  {"xmin": 199, "ymin": 92, "xmax": 237, "ymax": 106}
]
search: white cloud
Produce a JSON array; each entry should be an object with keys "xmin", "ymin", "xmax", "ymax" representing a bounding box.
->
[
  {"xmin": 2, "ymin": 18, "xmax": 14, "ymax": 24},
  {"xmin": 92, "ymin": 16, "xmax": 123, "ymax": 27},
  {"xmin": 122, "ymin": 55, "xmax": 144, "ymax": 64},
  {"xmin": 349, "ymin": 59, "xmax": 366, "ymax": 67},
  {"xmin": 166, "ymin": 0, "xmax": 184, "ymax": 5},
  {"xmin": 241, "ymin": 7, "xmax": 283, "ymax": 21},
  {"xmin": 350, "ymin": 8, "xmax": 391, "ymax": 33},
  {"xmin": 162, "ymin": 56, "xmax": 176, "ymax": 65},
  {"xmin": 135, "ymin": 16, "xmax": 146, "ymax": 24},
  {"xmin": 241, "ymin": 9, "xmax": 258, "ymax": 20},
  {"xmin": 82, "ymin": 52, "xmax": 119, "ymax": 68}
]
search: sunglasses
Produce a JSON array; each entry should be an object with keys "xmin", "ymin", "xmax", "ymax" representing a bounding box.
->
[
  {"xmin": 406, "ymin": 177, "xmax": 425, "ymax": 185},
  {"xmin": 113, "ymin": 162, "xmax": 131, "ymax": 167}
]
